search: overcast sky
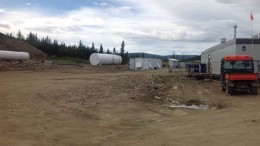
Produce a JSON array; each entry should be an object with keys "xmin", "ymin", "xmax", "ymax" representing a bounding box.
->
[{"xmin": 0, "ymin": 0, "xmax": 259, "ymax": 55}]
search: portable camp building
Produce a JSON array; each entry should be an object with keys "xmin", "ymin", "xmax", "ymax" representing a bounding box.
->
[
  {"xmin": 201, "ymin": 38, "xmax": 260, "ymax": 78},
  {"xmin": 129, "ymin": 58, "xmax": 162, "ymax": 70},
  {"xmin": 179, "ymin": 62, "xmax": 187, "ymax": 69},
  {"xmin": 168, "ymin": 58, "xmax": 179, "ymax": 69}
]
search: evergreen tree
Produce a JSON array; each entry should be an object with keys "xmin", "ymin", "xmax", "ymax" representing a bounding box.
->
[
  {"xmin": 90, "ymin": 42, "xmax": 97, "ymax": 55},
  {"xmin": 8, "ymin": 33, "xmax": 13, "ymax": 37},
  {"xmin": 44, "ymin": 36, "xmax": 52, "ymax": 44},
  {"xmin": 17, "ymin": 30, "xmax": 24, "ymax": 40},
  {"xmin": 99, "ymin": 44, "xmax": 104, "ymax": 53},
  {"xmin": 26, "ymin": 32, "xmax": 39, "ymax": 47},
  {"xmin": 106, "ymin": 49, "xmax": 111, "ymax": 54},
  {"xmin": 120, "ymin": 41, "xmax": 126, "ymax": 64},
  {"xmin": 120, "ymin": 41, "xmax": 125, "ymax": 55},
  {"xmin": 125, "ymin": 51, "xmax": 129, "ymax": 63},
  {"xmin": 91, "ymin": 42, "xmax": 95, "ymax": 50},
  {"xmin": 113, "ymin": 47, "xmax": 116, "ymax": 54},
  {"xmin": 52, "ymin": 39, "xmax": 59, "ymax": 56},
  {"xmin": 78, "ymin": 40, "xmax": 84, "ymax": 49},
  {"xmin": 5, "ymin": 31, "xmax": 129, "ymax": 62}
]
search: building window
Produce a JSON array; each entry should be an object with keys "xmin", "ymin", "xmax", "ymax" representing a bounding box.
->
[{"xmin": 242, "ymin": 46, "xmax": 246, "ymax": 51}]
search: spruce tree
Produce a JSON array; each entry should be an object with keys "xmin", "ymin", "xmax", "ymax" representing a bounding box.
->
[
  {"xmin": 120, "ymin": 41, "xmax": 125, "ymax": 55},
  {"xmin": 17, "ymin": 30, "xmax": 24, "ymax": 40},
  {"xmin": 106, "ymin": 49, "xmax": 111, "ymax": 54},
  {"xmin": 113, "ymin": 47, "xmax": 116, "ymax": 54},
  {"xmin": 99, "ymin": 44, "xmax": 104, "ymax": 53},
  {"xmin": 120, "ymin": 41, "xmax": 125, "ymax": 64}
]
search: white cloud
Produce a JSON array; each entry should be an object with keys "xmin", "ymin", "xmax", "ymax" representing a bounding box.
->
[
  {"xmin": 25, "ymin": 3, "xmax": 31, "ymax": 6},
  {"xmin": 100, "ymin": 3, "xmax": 108, "ymax": 6},
  {"xmin": 0, "ymin": 0, "xmax": 259, "ymax": 55},
  {"xmin": 0, "ymin": 9, "xmax": 6, "ymax": 13},
  {"xmin": 0, "ymin": 22, "xmax": 11, "ymax": 29}
]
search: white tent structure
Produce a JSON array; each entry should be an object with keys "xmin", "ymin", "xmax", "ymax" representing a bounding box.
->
[
  {"xmin": 168, "ymin": 58, "xmax": 180, "ymax": 69},
  {"xmin": 129, "ymin": 58, "xmax": 162, "ymax": 70}
]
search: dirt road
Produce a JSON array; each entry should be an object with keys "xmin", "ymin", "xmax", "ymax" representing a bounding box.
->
[{"xmin": 1, "ymin": 68, "xmax": 260, "ymax": 146}]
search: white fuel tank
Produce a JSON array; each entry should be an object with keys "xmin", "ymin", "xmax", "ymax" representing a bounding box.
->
[
  {"xmin": 90, "ymin": 53, "xmax": 122, "ymax": 65},
  {"xmin": 0, "ymin": 50, "xmax": 30, "ymax": 61}
]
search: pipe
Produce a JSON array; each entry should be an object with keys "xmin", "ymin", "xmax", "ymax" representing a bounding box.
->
[{"xmin": 234, "ymin": 25, "xmax": 237, "ymax": 39}]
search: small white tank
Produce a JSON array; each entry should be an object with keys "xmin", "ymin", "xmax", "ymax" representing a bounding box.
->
[
  {"xmin": 90, "ymin": 53, "xmax": 122, "ymax": 65},
  {"xmin": 0, "ymin": 50, "xmax": 30, "ymax": 61}
]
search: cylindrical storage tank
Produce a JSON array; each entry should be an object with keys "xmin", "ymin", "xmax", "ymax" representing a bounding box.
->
[
  {"xmin": 0, "ymin": 50, "xmax": 30, "ymax": 61},
  {"xmin": 90, "ymin": 53, "xmax": 122, "ymax": 65}
]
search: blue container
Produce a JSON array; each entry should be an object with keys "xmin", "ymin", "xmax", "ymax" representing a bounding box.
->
[
  {"xmin": 188, "ymin": 63, "xmax": 206, "ymax": 73},
  {"xmin": 200, "ymin": 63, "xmax": 207, "ymax": 73}
]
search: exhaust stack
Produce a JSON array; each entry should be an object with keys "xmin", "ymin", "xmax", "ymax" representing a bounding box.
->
[{"xmin": 233, "ymin": 25, "xmax": 237, "ymax": 39}]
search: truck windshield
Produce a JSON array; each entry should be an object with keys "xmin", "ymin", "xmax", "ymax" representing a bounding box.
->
[{"xmin": 224, "ymin": 60, "xmax": 254, "ymax": 73}]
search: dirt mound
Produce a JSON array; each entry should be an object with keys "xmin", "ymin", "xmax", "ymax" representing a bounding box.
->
[
  {"xmin": 111, "ymin": 75, "xmax": 172, "ymax": 102},
  {"xmin": 42, "ymin": 74, "xmax": 172, "ymax": 110},
  {"xmin": 0, "ymin": 33, "xmax": 47, "ymax": 58}
]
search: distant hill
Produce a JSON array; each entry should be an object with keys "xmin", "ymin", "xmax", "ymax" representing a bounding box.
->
[
  {"xmin": 0, "ymin": 33, "xmax": 47, "ymax": 59},
  {"xmin": 179, "ymin": 55, "xmax": 201, "ymax": 62},
  {"xmin": 129, "ymin": 52, "xmax": 198, "ymax": 61}
]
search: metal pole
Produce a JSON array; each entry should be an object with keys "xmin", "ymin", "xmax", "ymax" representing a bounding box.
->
[
  {"xmin": 234, "ymin": 25, "xmax": 237, "ymax": 39},
  {"xmin": 251, "ymin": 20, "xmax": 254, "ymax": 58},
  {"xmin": 208, "ymin": 54, "xmax": 212, "ymax": 80}
]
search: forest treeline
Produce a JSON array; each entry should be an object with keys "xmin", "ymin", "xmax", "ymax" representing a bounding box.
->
[{"xmin": 5, "ymin": 30, "xmax": 129, "ymax": 64}]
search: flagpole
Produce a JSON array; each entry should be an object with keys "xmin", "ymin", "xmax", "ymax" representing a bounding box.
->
[
  {"xmin": 251, "ymin": 18, "xmax": 254, "ymax": 58},
  {"xmin": 250, "ymin": 11, "xmax": 254, "ymax": 58}
]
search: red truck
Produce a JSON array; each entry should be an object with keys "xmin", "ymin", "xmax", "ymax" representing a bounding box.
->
[{"xmin": 221, "ymin": 55, "xmax": 258, "ymax": 95}]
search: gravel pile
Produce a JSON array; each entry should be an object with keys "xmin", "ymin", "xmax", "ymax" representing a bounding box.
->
[
  {"xmin": 0, "ymin": 60, "xmax": 55, "ymax": 71},
  {"xmin": 46, "ymin": 74, "xmax": 172, "ymax": 108},
  {"xmin": 111, "ymin": 75, "xmax": 170, "ymax": 102},
  {"xmin": 53, "ymin": 85, "xmax": 115, "ymax": 107}
]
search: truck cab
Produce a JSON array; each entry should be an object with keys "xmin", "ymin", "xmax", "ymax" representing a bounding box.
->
[{"xmin": 221, "ymin": 55, "xmax": 258, "ymax": 95}]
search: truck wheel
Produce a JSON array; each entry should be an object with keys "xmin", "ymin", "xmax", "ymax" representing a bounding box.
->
[
  {"xmin": 226, "ymin": 86, "xmax": 233, "ymax": 95},
  {"xmin": 221, "ymin": 80, "xmax": 226, "ymax": 91},
  {"xmin": 222, "ymin": 86, "xmax": 225, "ymax": 91},
  {"xmin": 250, "ymin": 87, "xmax": 258, "ymax": 95}
]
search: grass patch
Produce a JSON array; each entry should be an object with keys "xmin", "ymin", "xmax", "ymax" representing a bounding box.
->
[{"xmin": 50, "ymin": 56, "xmax": 90, "ymax": 64}]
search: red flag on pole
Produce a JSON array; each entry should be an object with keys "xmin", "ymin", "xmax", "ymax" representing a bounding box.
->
[{"xmin": 250, "ymin": 12, "xmax": 254, "ymax": 21}]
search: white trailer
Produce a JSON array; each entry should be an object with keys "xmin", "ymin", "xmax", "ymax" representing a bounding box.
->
[
  {"xmin": 129, "ymin": 58, "xmax": 162, "ymax": 70},
  {"xmin": 201, "ymin": 38, "xmax": 260, "ymax": 79},
  {"xmin": 168, "ymin": 58, "xmax": 179, "ymax": 69}
]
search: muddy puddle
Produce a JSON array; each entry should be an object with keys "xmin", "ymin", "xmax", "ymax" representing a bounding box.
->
[{"xmin": 166, "ymin": 99, "xmax": 217, "ymax": 110}]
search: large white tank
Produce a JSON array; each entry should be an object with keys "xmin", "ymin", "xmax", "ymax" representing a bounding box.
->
[
  {"xmin": 90, "ymin": 53, "xmax": 122, "ymax": 65},
  {"xmin": 0, "ymin": 50, "xmax": 30, "ymax": 61}
]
